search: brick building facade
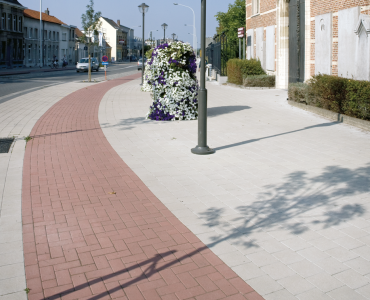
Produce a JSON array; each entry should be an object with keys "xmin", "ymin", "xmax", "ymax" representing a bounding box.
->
[{"xmin": 246, "ymin": 0, "xmax": 370, "ymax": 89}]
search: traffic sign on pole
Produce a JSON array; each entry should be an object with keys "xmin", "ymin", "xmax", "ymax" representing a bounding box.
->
[
  {"xmin": 102, "ymin": 55, "xmax": 108, "ymax": 62},
  {"xmin": 102, "ymin": 62, "xmax": 108, "ymax": 65},
  {"xmin": 238, "ymin": 27, "xmax": 245, "ymax": 38}
]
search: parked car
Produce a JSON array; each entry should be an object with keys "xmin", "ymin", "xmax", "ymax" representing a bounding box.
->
[
  {"xmin": 138, "ymin": 58, "xmax": 147, "ymax": 70},
  {"xmin": 76, "ymin": 57, "xmax": 99, "ymax": 72}
]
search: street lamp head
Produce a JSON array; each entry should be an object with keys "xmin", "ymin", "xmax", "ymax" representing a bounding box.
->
[
  {"xmin": 161, "ymin": 23, "xmax": 168, "ymax": 30},
  {"xmin": 138, "ymin": 3, "xmax": 149, "ymax": 14}
]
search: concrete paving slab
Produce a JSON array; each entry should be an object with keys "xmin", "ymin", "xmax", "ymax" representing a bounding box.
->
[{"xmin": 99, "ymin": 79, "xmax": 370, "ymax": 299}]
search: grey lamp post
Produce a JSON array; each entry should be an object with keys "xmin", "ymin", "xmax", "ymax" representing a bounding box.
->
[
  {"xmin": 161, "ymin": 23, "xmax": 168, "ymax": 43},
  {"xmin": 191, "ymin": 0, "xmax": 214, "ymax": 155},
  {"xmin": 138, "ymin": 3, "xmax": 149, "ymax": 85},
  {"xmin": 174, "ymin": 3, "xmax": 197, "ymax": 53}
]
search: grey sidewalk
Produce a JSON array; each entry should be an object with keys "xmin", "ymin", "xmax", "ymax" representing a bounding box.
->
[{"xmin": 99, "ymin": 79, "xmax": 370, "ymax": 300}]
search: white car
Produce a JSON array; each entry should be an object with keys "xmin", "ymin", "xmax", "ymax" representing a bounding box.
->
[
  {"xmin": 76, "ymin": 57, "xmax": 100, "ymax": 72},
  {"xmin": 137, "ymin": 58, "xmax": 147, "ymax": 70}
]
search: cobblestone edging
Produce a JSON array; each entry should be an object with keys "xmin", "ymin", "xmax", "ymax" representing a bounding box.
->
[
  {"xmin": 288, "ymin": 100, "xmax": 370, "ymax": 132},
  {"xmin": 224, "ymin": 83, "xmax": 276, "ymax": 90}
]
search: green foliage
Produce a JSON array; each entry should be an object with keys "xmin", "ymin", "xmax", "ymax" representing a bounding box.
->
[
  {"xmin": 288, "ymin": 75, "xmax": 370, "ymax": 121},
  {"xmin": 227, "ymin": 58, "xmax": 265, "ymax": 85},
  {"xmin": 288, "ymin": 82, "xmax": 310, "ymax": 103},
  {"xmin": 146, "ymin": 49, "xmax": 153, "ymax": 60},
  {"xmin": 344, "ymin": 79, "xmax": 370, "ymax": 120},
  {"xmin": 307, "ymin": 74, "xmax": 348, "ymax": 113},
  {"xmin": 24, "ymin": 136, "xmax": 32, "ymax": 143},
  {"xmin": 215, "ymin": 0, "xmax": 246, "ymax": 47},
  {"xmin": 244, "ymin": 75, "xmax": 275, "ymax": 87},
  {"xmin": 80, "ymin": 0, "xmax": 102, "ymax": 50}
]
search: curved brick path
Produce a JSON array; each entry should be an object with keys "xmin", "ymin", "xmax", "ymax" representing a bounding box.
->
[{"xmin": 21, "ymin": 74, "xmax": 262, "ymax": 300}]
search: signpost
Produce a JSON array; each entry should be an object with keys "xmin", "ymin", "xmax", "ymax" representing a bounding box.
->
[
  {"xmin": 238, "ymin": 27, "xmax": 245, "ymax": 59},
  {"xmin": 102, "ymin": 55, "xmax": 108, "ymax": 80}
]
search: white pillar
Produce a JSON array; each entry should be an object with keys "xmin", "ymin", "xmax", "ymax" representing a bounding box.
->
[{"xmin": 276, "ymin": 0, "xmax": 289, "ymax": 89}]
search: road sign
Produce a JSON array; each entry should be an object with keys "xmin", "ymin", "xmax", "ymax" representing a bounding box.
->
[
  {"xmin": 238, "ymin": 27, "xmax": 245, "ymax": 38},
  {"xmin": 102, "ymin": 62, "xmax": 108, "ymax": 65},
  {"xmin": 102, "ymin": 55, "xmax": 108, "ymax": 62}
]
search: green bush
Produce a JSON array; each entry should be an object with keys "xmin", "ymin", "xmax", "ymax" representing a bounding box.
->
[
  {"xmin": 243, "ymin": 75, "xmax": 275, "ymax": 87},
  {"xmin": 288, "ymin": 75, "xmax": 370, "ymax": 121},
  {"xmin": 227, "ymin": 58, "xmax": 265, "ymax": 85},
  {"xmin": 344, "ymin": 80, "xmax": 370, "ymax": 120},
  {"xmin": 288, "ymin": 82, "xmax": 309, "ymax": 103},
  {"xmin": 307, "ymin": 74, "xmax": 348, "ymax": 113}
]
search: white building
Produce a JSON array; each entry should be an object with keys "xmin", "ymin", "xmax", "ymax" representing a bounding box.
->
[
  {"xmin": 23, "ymin": 8, "xmax": 77, "ymax": 67},
  {"xmin": 99, "ymin": 17, "xmax": 134, "ymax": 62}
]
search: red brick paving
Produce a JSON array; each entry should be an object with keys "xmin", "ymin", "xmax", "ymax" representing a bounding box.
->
[{"xmin": 22, "ymin": 73, "xmax": 264, "ymax": 300}]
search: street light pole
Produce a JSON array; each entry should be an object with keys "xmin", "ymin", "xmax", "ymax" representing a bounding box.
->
[
  {"xmin": 161, "ymin": 23, "xmax": 168, "ymax": 43},
  {"xmin": 138, "ymin": 3, "xmax": 149, "ymax": 85},
  {"xmin": 40, "ymin": 0, "xmax": 42, "ymax": 67},
  {"xmin": 174, "ymin": 3, "xmax": 196, "ymax": 53},
  {"xmin": 191, "ymin": 0, "xmax": 214, "ymax": 155}
]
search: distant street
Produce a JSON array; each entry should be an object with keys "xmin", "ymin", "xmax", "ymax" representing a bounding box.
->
[{"xmin": 0, "ymin": 63, "xmax": 139, "ymax": 104}]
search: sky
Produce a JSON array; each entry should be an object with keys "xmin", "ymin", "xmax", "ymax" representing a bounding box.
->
[{"xmin": 22, "ymin": 0, "xmax": 235, "ymax": 46}]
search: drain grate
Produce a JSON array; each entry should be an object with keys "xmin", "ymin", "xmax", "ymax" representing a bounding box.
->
[{"xmin": 0, "ymin": 138, "xmax": 14, "ymax": 153}]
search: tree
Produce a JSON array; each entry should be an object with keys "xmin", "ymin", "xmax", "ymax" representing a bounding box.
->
[
  {"xmin": 215, "ymin": 0, "xmax": 246, "ymax": 48},
  {"xmin": 80, "ymin": 0, "xmax": 102, "ymax": 81}
]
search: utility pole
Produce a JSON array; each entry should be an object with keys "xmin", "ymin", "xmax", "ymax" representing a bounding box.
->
[{"xmin": 40, "ymin": 0, "xmax": 43, "ymax": 67}]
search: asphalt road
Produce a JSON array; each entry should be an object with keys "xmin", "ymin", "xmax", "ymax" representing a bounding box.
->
[{"xmin": 0, "ymin": 63, "xmax": 140, "ymax": 104}]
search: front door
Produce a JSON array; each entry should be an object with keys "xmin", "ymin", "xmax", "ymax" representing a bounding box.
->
[{"xmin": 289, "ymin": 0, "xmax": 305, "ymax": 83}]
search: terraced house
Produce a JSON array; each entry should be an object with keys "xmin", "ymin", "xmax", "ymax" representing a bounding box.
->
[
  {"xmin": 246, "ymin": 0, "xmax": 370, "ymax": 89},
  {"xmin": 23, "ymin": 8, "xmax": 77, "ymax": 67},
  {"xmin": 0, "ymin": 0, "xmax": 25, "ymax": 68}
]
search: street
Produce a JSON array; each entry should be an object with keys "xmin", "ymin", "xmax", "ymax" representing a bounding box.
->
[{"xmin": 0, "ymin": 63, "xmax": 139, "ymax": 104}]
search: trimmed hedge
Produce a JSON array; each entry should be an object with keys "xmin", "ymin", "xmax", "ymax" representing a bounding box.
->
[
  {"xmin": 243, "ymin": 75, "xmax": 275, "ymax": 87},
  {"xmin": 227, "ymin": 58, "xmax": 266, "ymax": 85},
  {"xmin": 288, "ymin": 74, "xmax": 370, "ymax": 121}
]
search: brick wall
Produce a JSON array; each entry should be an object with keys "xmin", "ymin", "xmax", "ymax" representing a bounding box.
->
[
  {"xmin": 310, "ymin": 0, "xmax": 370, "ymax": 76},
  {"xmin": 246, "ymin": 0, "xmax": 277, "ymax": 71},
  {"xmin": 245, "ymin": 0, "xmax": 370, "ymax": 83}
]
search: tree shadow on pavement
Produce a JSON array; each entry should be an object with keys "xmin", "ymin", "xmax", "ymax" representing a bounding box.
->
[
  {"xmin": 198, "ymin": 164, "xmax": 369, "ymax": 249},
  {"xmin": 45, "ymin": 248, "xmax": 210, "ymax": 300},
  {"xmin": 213, "ymin": 121, "xmax": 340, "ymax": 151},
  {"xmin": 43, "ymin": 164, "xmax": 369, "ymax": 300}
]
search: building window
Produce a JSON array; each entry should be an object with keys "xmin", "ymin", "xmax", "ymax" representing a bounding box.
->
[
  {"xmin": 13, "ymin": 15, "xmax": 17, "ymax": 31},
  {"xmin": 8, "ymin": 14, "xmax": 12, "ymax": 31},
  {"xmin": 252, "ymin": 0, "xmax": 260, "ymax": 15},
  {"xmin": 49, "ymin": 31, "xmax": 51, "ymax": 40},
  {"xmin": 24, "ymin": 27, "xmax": 27, "ymax": 36},
  {"xmin": 57, "ymin": 32, "xmax": 59, "ymax": 41},
  {"xmin": 53, "ymin": 31, "xmax": 55, "ymax": 41},
  {"xmin": 35, "ymin": 28, "xmax": 38, "ymax": 39},
  {"xmin": 62, "ymin": 33, "xmax": 66, "ymax": 41},
  {"xmin": 18, "ymin": 16, "xmax": 22, "ymax": 32},
  {"xmin": 28, "ymin": 44, "xmax": 31, "ymax": 61},
  {"xmin": 1, "ymin": 13, "xmax": 5, "ymax": 30},
  {"xmin": 30, "ymin": 28, "xmax": 33, "ymax": 38}
]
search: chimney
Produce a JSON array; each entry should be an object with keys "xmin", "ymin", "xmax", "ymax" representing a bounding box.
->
[
  {"xmin": 117, "ymin": 20, "xmax": 120, "ymax": 26},
  {"xmin": 45, "ymin": 8, "xmax": 50, "ymax": 15}
]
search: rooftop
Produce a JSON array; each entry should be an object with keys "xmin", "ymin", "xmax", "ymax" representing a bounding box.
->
[{"xmin": 24, "ymin": 8, "xmax": 66, "ymax": 25}]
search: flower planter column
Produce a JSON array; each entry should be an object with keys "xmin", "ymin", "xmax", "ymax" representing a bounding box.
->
[{"xmin": 191, "ymin": 0, "xmax": 215, "ymax": 155}]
